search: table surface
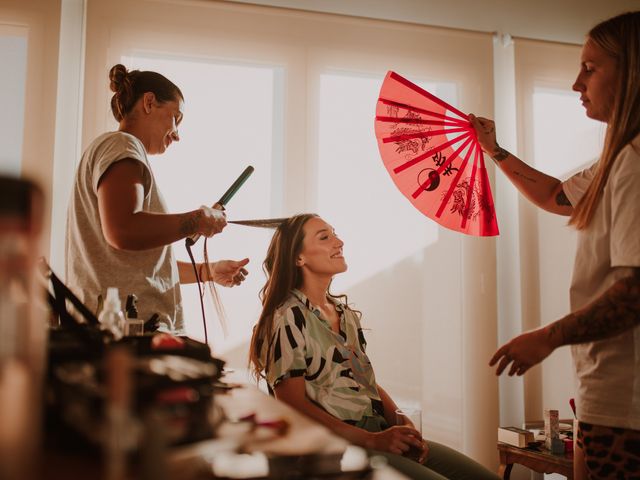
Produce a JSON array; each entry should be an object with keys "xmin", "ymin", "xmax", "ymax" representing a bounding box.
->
[
  {"xmin": 44, "ymin": 378, "xmax": 408, "ymax": 479},
  {"xmin": 497, "ymin": 441, "xmax": 573, "ymax": 480},
  {"xmin": 167, "ymin": 381, "xmax": 409, "ymax": 479}
]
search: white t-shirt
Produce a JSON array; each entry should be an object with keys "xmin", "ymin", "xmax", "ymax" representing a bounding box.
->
[
  {"xmin": 562, "ymin": 134, "xmax": 640, "ymax": 430},
  {"xmin": 65, "ymin": 131, "xmax": 184, "ymax": 332}
]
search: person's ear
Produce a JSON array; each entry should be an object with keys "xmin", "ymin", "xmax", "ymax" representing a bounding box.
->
[
  {"xmin": 142, "ymin": 92, "xmax": 156, "ymax": 114},
  {"xmin": 296, "ymin": 256, "xmax": 305, "ymax": 267}
]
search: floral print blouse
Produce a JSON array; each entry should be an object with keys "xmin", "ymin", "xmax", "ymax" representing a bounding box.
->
[{"xmin": 263, "ymin": 289, "xmax": 387, "ymax": 430}]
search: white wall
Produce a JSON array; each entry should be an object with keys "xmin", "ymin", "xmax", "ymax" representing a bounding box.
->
[{"xmin": 229, "ymin": 0, "xmax": 640, "ymax": 44}]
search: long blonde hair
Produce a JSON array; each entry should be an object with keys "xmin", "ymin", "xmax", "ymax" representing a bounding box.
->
[{"xmin": 570, "ymin": 11, "xmax": 640, "ymax": 229}]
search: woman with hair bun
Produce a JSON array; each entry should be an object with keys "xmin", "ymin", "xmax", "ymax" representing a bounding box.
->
[
  {"xmin": 66, "ymin": 64, "xmax": 249, "ymax": 333},
  {"xmin": 471, "ymin": 11, "xmax": 640, "ymax": 478}
]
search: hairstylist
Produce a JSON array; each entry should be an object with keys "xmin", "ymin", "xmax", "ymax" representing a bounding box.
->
[{"xmin": 66, "ymin": 64, "xmax": 249, "ymax": 332}]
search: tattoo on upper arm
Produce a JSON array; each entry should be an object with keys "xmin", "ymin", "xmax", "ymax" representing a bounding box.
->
[
  {"xmin": 492, "ymin": 144, "xmax": 510, "ymax": 162},
  {"xmin": 562, "ymin": 268, "xmax": 640, "ymax": 344},
  {"xmin": 512, "ymin": 171, "xmax": 537, "ymax": 183},
  {"xmin": 179, "ymin": 210, "xmax": 202, "ymax": 236},
  {"xmin": 555, "ymin": 190, "xmax": 572, "ymax": 207}
]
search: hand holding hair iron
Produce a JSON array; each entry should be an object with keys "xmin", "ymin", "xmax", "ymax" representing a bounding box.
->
[{"xmin": 186, "ymin": 165, "xmax": 254, "ymax": 246}]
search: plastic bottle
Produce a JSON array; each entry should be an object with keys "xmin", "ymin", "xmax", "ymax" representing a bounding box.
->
[{"xmin": 99, "ymin": 287, "xmax": 125, "ymax": 340}]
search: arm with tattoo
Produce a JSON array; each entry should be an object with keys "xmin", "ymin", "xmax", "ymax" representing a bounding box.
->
[
  {"xmin": 497, "ymin": 155, "xmax": 573, "ymax": 216},
  {"xmin": 178, "ymin": 209, "xmax": 203, "ymax": 236},
  {"xmin": 490, "ymin": 268, "xmax": 640, "ymax": 376},
  {"xmin": 469, "ymin": 114, "xmax": 573, "ymax": 216},
  {"xmin": 548, "ymin": 268, "xmax": 640, "ymax": 346},
  {"xmin": 98, "ymin": 160, "xmax": 223, "ymax": 250}
]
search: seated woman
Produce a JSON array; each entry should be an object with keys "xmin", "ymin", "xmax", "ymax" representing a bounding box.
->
[{"xmin": 249, "ymin": 214, "xmax": 499, "ymax": 480}]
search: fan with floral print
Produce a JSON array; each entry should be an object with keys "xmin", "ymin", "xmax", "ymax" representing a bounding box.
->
[{"xmin": 374, "ymin": 71, "xmax": 499, "ymax": 236}]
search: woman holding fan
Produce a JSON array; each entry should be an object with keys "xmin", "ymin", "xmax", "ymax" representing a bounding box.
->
[{"xmin": 471, "ymin": 11, "xmax": 640, "ymax": 478}]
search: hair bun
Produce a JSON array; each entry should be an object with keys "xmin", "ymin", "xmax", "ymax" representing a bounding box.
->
[
  {"xmin": 109, "ymin": 64, "xmax": 129, "ymax": 93},
  {"xmin": 107, "ymin": 64, "xmax": 181, "ymax": 122}
]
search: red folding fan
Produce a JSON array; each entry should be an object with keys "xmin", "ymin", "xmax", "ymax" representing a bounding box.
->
[{"xmin": 375, "ymin": 71, "xmax": 499, "ymax": 236}]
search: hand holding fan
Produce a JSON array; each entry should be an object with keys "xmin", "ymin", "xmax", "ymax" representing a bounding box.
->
[{"xmin": 375, "ymin": 71, "xmax": 499, "ymax": 236}]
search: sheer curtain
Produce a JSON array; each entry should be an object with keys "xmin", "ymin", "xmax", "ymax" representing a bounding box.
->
[
  {"xmin": 82, "ymin": 0, "xmax": 497, "ymax": 466},
  {"xmin": 0, "ymin": 24, "xmax": 27, "ymax": 177},
  {"xmin": 512, "ymin": 38, "xmax": 604, "ymax": 423}
]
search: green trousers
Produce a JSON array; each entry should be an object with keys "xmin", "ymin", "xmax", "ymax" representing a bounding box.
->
[{"xmin": 369, "ymin": 440, "xmax": 500, "ymax": 480}]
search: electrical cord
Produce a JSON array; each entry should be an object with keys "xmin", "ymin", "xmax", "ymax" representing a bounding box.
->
[{"xmin": 185, "ymin": 237, "xmax": 208, "ymax": 344}]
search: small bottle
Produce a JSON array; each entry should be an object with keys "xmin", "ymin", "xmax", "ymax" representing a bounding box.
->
[
  {"xmin": 544, "ymin": 408, "xmax": 560, "ymax": 450},
  {"xmin": 124, "ymin": 294, "xmax": 144, "ymax": 336},
  {"xmin": 99, "ymin": 287, "xmax": 125, "ymax": 340}
]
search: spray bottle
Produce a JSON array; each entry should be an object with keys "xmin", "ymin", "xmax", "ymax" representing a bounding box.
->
[{"xmin": 98, "ymin": 287, "xmax": 125, "ymax": 340}]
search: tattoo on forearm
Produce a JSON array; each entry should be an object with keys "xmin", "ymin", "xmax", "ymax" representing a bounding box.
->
[
  {"xmin": 546, "ymin": 321, "xmax": 564, "ymax": 346},
  {"xmin": 560, "ymin": 269, "xmax": 640, "ymax": 344},
  {"xmin": 492, "ymin": 144, "xmax": 510, "ymax": 162},
  {"xmin": 555, "ymin": 190, "xmax": 572, "ymax": 207},
  {"xmin": 512, "ymin": 171, "xmax": 537, "ymax": 183},
  {"xmin": 179, "ymin": 210, "xmax": 202, "ymax": 236}
]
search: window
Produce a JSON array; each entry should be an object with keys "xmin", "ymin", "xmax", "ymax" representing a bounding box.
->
[
  {"xmin": 514, "ymin": 39, "xmax": 605, "ymax": 420},
  {"xmin": 317, "ymin": 71, "xmax": 457, "ymax": 290},
  {"xmin": 0, "ymin": 25, "xmax": 27, "ymax": 175},
  {"xmin": 0, "ymin": 0, "xmax": 61, "ymax": 265},
  {"xmin": 84, "ymin": 0, "xmax": 495, "ymax": 451},
  {"xmin": 533, "ymin": 87, "xmax": 603, "ymax": 176},
  {"xmin": 123, "ymin": 53, "xmax": 283, "ymax": 355}
]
